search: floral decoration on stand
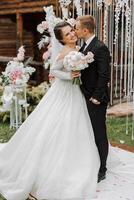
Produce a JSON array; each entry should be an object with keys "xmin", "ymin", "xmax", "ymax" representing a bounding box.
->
[
  {"xmin": 63, "ymin": 51, "xmax": 94, "ymax": 85},
  {"xmin": 0, "ymin": 46, "xmax": 35, "ymax": 86},
  {"xmin": 0, "ymin": 46, "xmax": 35, "ymax": 129}
]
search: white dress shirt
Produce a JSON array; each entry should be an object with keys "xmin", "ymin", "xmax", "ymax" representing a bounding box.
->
[{"xmin": 84, "ymin": 34, "xmax": 96, "ymax": 51}]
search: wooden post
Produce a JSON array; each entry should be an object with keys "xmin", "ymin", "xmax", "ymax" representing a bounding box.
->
[
  {"xmin": 16, "ymin": 12, "xmax": 23, "ymax": 50},
  {"xmin": 55, "ymin": 0, "xmax": 59, "ymax": 17}
]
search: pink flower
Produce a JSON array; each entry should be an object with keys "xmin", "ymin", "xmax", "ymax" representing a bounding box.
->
[
  {"xmin": 42, "ymin": 51, "xmax": 50, "ymax": 61},
  {"xmin": 10, "ymin": 70, "xmax": 23, "ymax": 84},
  {"xmin": 42, "ymin": 21, "xmax": 48, "ymax": 29},
  {"xmin": 37, "ymin": 21, "xmax": 48, "ymax": 34}
]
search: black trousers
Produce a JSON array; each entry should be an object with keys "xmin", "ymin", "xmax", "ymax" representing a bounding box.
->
[{"xmin": 86, "ymin": 100, "xmax": 109, "ymax": 174}]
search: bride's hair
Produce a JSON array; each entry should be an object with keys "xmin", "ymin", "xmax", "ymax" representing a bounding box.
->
[{"xmin": 54, "ymin": 22, "xmax": 71, "ymax": 45}]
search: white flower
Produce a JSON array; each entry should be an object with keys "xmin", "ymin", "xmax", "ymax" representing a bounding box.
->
[
  {"xmin": 18, "ymin": 46, "xmax": 25, "ymax": 54},
  {"xmin": 119, "ymin": 140, "xmax": 125, "ymax": 144},
  {"xmin": 17, "ymin": 53, "xmax": 24, "ymax": 61},
  {"xmin": 59, "ymin": 0, "xmax": 71, "ymax": 7},
  {"xmin": 37, "ymin": 21, "xmax": 48, "ymax": 34},
  {"xmin": 15, "ymin": 79, "xmax": 23, "ymax": 85},
  {"xmin": 85, "ymin": 52, "xmax": 94, "ymax": 63},
  {"xmin": 67, "ymin": 18, "xmax": 76, "ymax": 27},
  {"xmin": 16, "ymin": 46, "xmax": 25, "ymax": 61},
  {"xmin": 44, "ymin": 62, "xmax": 50, "ymax": 69}
]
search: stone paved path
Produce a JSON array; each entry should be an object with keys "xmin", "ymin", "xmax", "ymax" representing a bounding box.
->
[{"xmin": 107, "ymin": 101, "xmax": 134, "ymax": 117}]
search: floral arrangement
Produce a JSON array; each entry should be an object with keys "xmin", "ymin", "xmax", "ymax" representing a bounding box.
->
[
  {"xmin": 67, "ymin": 18, "xmax": 76, "ymax": 27},
  {"xmin": 74, "ymin": 0, "xmax": 82, "ymax": 16},
  {"xmin": 37, "ymin": 21, "xmax": 50, "ymax": 50},
  {"xmin": 37, "ymin": 6, "xmax": 63, "ymax": 69},
  {"xmin": 59, "ymin": 0, "xmax": 71, "ymax": 7},
  {"xmin": 0, "ymin": 81, "xmax": 50, "ymax": 123},
  {"xmin": 63, "ymin": 51, "xmax": 94, "ymax": 84},
  {"xmin": 37, "ymin": 6, "xmax": 63, "ymax": 49},
  {"xmin": 0, "ymin": 46, "xmax": 35, "ymax": 86}
]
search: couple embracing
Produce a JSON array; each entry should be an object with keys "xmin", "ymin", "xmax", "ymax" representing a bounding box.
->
[
  {"xmin": 51, "ymin": 15, "xmax": 110, "ymax": 182},
  {"xmin": 0, "ymin": 15, "xmax": 111, "ymax": 200}
]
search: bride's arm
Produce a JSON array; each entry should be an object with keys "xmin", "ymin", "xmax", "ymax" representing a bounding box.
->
[{"xmin": 49, "ymin": 58, "xmax": 72, "ymax": 80}]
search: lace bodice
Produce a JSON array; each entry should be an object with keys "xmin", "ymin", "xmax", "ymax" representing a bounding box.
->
[{"xmin": 50, "ymin": 58, "xmax": 72, "ymax": 80}]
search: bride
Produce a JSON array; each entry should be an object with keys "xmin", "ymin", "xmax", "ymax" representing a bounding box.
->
[
  {"xmin": 0, "ymin": 21, "xmax": 134, "ymax": 200},
  {"xmin": 0, "ymin": 22, "xmax": 100, "ymax": 200}
]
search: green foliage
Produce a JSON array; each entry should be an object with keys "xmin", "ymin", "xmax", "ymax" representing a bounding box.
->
[
  {"xmin": 0, "ymin": 194, "xmax": 6, "ymax": 200},
  {"xmin": 107, "ymin": 116, "xmax": 134, "ymax": 147},
  {"xmin": 0, "ymin": 123, "xmax": 15, "ymax": 143}
]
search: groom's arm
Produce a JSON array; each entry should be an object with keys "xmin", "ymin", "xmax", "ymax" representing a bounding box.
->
[{"xmin": 91, "ymin": 45, "xmax": 111, "ymax": 103}]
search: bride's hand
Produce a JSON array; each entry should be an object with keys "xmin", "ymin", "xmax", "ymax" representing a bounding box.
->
[{"xmin": 71, "ymin": 71, "xmax": 81, "ymax": 79}]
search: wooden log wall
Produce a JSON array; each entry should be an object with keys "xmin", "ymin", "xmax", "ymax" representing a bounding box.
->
[
  {"xmin": 0, "ymin": 17, "xmax": 16, "ymax": 57},
  {"xmin": 0, "ymin": 16, "xmax": 34, "ymax": 57},
  {"xmin": 0, "ymin": 0, "xmax": 57, "ymax": 15}
]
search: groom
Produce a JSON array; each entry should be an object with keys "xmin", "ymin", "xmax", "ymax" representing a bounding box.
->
[{"xmin": 75, "ymin": 15, "xmax": 111, "ymax": 182}]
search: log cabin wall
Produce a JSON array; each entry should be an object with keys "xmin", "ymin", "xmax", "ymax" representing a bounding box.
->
[
  {"xmin": 0, "ymin": 16, "xmax": 16, "ymax": 57},
  {"xmin": 0, "ymin": 0, "xmax": 57, "ymax": 84}
]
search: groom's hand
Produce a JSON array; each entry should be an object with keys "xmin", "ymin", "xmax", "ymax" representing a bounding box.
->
[
  {"xmin": 90, "ymin": 97, "xmax": 100, "ymax": 105},
  {"xmin": 71, "ymin": 71, "xmax": 81, "ymax": 79}
]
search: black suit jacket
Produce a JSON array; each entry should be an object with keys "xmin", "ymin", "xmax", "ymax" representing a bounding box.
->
[{"xmin": 80, "ymin": 37, "xmax": 111, "ymax": 104}]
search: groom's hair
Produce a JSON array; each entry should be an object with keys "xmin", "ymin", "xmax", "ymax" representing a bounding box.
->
[{"xmin": 77, "ymin": 15, "xmax": 96, "ymax": 33}]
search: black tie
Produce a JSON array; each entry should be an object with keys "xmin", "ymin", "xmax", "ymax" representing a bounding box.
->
[{"xmin": 80, "ymin": 42, "xmax": 87, "ymax": 52}]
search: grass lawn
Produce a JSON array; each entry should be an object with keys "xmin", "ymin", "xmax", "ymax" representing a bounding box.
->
[
  {"xmin": 107, "ymin": 116, "xmax": 134, "ymax": 147},
  {"xmin": 0, "ymin": 116, "xmax": 134, "ymax": 200},
  {"xmin": 0, "ymin": 116, "xmax": 134, "ymax": 146},
  {"xmin": 0, "ymin": 195, "xmax": 5, "ymax": 200}
]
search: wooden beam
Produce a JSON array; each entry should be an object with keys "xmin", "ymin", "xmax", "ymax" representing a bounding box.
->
[
  {"xmin": 0, "ymin": 1, "xmax": 56, "ymax": 10},
  {"xmin": 0, "ymin": 1, "xmax": 56, "ymax": 15},
  {"xmin": 16, "ymin": 13, "xmax": 23, "ymax": 50},
  {"xmin": 0, "ymin": 7, "xmax": 45, "ymax": 15},
  {"xmin": 0, "ymin": 0, "xmax": 22, "ymax": 3},
  {"xmin": 0, "ymin": 56, "xmax": 42, "ymax": 66},
  {"xmin": 0, "ymin": 56, "xmax": 13, "ymax": 62}
]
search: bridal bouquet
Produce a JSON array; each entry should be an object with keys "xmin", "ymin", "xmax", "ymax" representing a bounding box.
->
[
  {"xmin": 0, "ymin": 46, "xmax": 35, "ymax": 86},
  {"xmin": 63, "ymin": 51, "xmax": 94, "ymax": 85}
]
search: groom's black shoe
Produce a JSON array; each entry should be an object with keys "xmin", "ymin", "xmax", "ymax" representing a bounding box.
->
[{"xmin": 98, "ymin": 172, "xmax": 106, "ymax": 183}]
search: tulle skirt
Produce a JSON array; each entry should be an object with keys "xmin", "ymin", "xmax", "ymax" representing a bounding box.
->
[
  {"xmin": 0, "ymin": 79, "xmax": 134, "ymax": 200},
  {"xmin": 0, "ymin": 79, "xmax": 100, "ymax": 200}
]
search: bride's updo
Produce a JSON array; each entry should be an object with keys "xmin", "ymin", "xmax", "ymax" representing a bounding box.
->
[{"xmin": 54, "ymin": 22, "xmax": 71, "ymax": 45}]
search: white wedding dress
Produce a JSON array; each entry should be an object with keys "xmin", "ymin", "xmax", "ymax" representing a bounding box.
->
[{"xmin": 0, "ymin": 58, "xmax": 134, "ymax": 200}]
